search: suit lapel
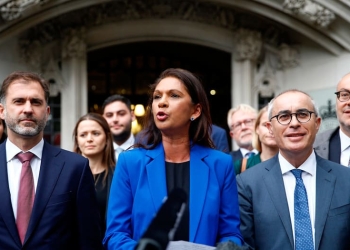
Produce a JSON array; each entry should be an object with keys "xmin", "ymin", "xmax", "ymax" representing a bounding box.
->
[
  {"xmin": 263, "ymin": 156, "xmax": 294, "ymax": 248},
  {"xmin": 25, "ymin": 142, "xmax": 64, "ymax": 244},
  {"xmin": 314, "ymin": 156, "xmax": 335, "ymax": 250},
  {"xmin": 329, "ymin": 129, "xmax": 341, "ymax": 164},
  {"xmin": 189, "ymin": 145, "xmax": 209, "ymax": 241},
  {"xmin": 145, "ymin": 144, "xmax": 167, "ymax": 212},
  {"xmin": 0, "ymin": 143, "xmax": 22, "ymax": 247}
]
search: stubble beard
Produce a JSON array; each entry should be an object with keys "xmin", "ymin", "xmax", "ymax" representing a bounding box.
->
[
  {"xmin": 4, "ymin": 112, "xmax": 47, "ymax": 137},
  {"xmin": 113, "ymin": 122, "xmax": 132, "ymax": 144}
]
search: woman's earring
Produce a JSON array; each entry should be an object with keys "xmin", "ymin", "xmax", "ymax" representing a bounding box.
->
[{"xmin": 190, "ymin": 117, "xmax": 194, "ymax": 121}]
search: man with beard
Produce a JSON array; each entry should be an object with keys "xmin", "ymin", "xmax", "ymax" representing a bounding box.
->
[
  {"xmin": 227, "ymin": 104, "xmax": 258, "ymax": 162},
  {"xmin": 314, "ymin": 72, "xmax": 350, "ymax": 166},
  {"xmin": 102, "ymin": 95, "xmax": 136, "ymax": 161},
  {"xmin": 0, "ymin": 71, "xmax": 103, "ymax": 249}
]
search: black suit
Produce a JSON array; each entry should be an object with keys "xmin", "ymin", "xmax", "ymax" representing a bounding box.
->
[{"xmin": 229, "ymin": 149, "xmax": 243, "ymax": 162}]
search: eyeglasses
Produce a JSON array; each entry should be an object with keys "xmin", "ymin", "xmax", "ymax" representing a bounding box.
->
[
  {"xmin": 231, "ymin": 119, "xmax": 255, "ymax": 131},
  {"xmin": 335, "ymin": 90, "xmax": 350, "ymax": 102},
  {"xmin": 270, "ymin": 111, "xmax": 315, "ymax": 125}
]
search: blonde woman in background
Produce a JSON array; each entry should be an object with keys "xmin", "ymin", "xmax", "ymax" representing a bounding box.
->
[
  {"xmin": 234, "ymin": 106, "xmax": 278, "ymax": 175},
  {"xmin": 73, "ymin": 113, "xmax": 116, "ymax": 237}
]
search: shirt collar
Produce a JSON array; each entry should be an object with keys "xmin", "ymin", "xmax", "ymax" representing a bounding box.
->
[
  {"xmin": 6, "ymin": 138, "xmax": 44, "ymax": 162},
  {"xmin": 339, "ymin": 128, "xmax": 350, "ymax": 152},
  {"xmin": 240, "ymin": 148, "xmax": 259, "ymax": 156},
  {"xmin": 113, "ymin": 133, "xmax": 135, "ymax": 151},
  {"xmin": 279, "ymin": 151, "xmax": 316, "ymax": 176}
]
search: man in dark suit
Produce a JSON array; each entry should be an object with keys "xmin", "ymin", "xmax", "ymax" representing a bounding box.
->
[
  {"xmin": 237, "ymin": 89, "xmax": 350, "ymax": 250},
  {"xmin": 314, "ymin": 72, "xmax": 350, "ymax": 166},
  {"xmin": 0, "ymin": 71, "xmax": 103, "ymax": 249},
  {"xmin": 211, "ymin": 124, "xmax": 230, "ymax": 153},
  {"xmin": 227, "ymin": 104, "xmax": 258, "ymax": 161}
]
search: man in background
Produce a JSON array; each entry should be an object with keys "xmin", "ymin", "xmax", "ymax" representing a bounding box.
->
[
  {"xmin": 227, "ymin": 104, "xmax": 258, "ymax": 160},
  {"xmin": 102, "ymin": 94, "xmax": 135, "ymax": 161},
  {"xmin": 211, "ymin": 124, "xmax": 230, "ymax": 153},
  {"xmin": 314, "ymin": 72, "xmax": 350, "ymax": 166},
  {"xmin": 237, "ymin": 89, "xmax": 350, "ymax": 250}
]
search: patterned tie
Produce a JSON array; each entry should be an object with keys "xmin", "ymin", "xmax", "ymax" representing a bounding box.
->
[
  {"xmin": 16, "ymin": 152, "xmax": 35, "ymax": 244},
  {"xmin": 244, "ymin": 152, "xmax": 255, "ymax": 158},
  {"xmin": 291, "ymin": 169, "xmax": 314, "ymax": 250}
]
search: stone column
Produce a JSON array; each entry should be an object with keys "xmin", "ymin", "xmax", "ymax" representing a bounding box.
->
[
  {"xmin": 60, "ymin": 27, "xmax": 88, "ymax": 150},
  {"xmin": 231, "ymin": 29, "xmax": 262, "ymax": 109}
]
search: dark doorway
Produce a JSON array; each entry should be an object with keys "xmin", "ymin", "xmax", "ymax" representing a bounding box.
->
[{"xmin": 87, "ymin": 41, "xmax": 231, "ymax": 134}]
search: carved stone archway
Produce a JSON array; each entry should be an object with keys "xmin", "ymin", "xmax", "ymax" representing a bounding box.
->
[{"xmin": 1, "ymin": 0, "xmax": 342, "ymax": 149}]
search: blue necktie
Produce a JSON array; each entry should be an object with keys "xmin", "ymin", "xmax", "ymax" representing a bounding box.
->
[
  {"xmin": 291, "ymin": 169, "xmax": 314, "ymax": 250},
  {"xmin": 244, "ymin": 152, "xmax": 255, "ymax": 158}
]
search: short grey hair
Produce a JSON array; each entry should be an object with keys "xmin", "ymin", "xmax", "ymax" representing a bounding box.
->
[
  {"xmin": 227, "ymin": 104, "xmax": 257, "ymax": 128},
  {"xmin": 267, "ymin": 89, "xmax": 319, "ymax": 120}
]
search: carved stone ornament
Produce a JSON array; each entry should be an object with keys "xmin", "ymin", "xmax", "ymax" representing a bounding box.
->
[
  {"xmin": 0, "ymin": 0, "xmax": 50, "ymax": 21},
  {"xmin": 283, "ymin": 0, "xmax": 335, "ymax": 27},
  {"xmin": 339, "ymin": 0, "xmax": 350, "ymax": 8},
  {"xmin": 254, "ymin": 55, "xmax": 277, "ymax": 98},
  {"xmin": 18, "ymin": 38, "xmax": 42, "ymax": 69},
  {"xmin": 283, "ymin": 0, "xmax": 307, "ymax": 11},
  {"xmin": 61, "ymin": 27, "xmax": 86, "ymax": 60},
  {"xmin": 278, "ymin": 43, "xmax": 299, "ymax": 69},
  {"xmin": 235, "ymin": 29, "xmax": 262, "ymax": 61},
  {"xmin": 18, "ymin": 0, "xmax": 293, "ymax": 65},
  {"xmin": 43, "ymin": 57, "xmax": 66, "ymax": 97}
]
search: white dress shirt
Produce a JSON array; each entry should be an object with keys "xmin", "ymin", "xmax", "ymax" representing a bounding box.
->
[
  {"xmin": 114, "ymin": 133, "xmax": 135, "ymax": 161},
  {"xmin": 279, "ymin": 151, "xmax": 316, "ymax": 248},
  {"xmin": 6, "ymin": 139, "xmax": 44, "ymax": 219},
  {"xmin": 339, "ymin": 129, "xmax": 350, "ymax": 166}
]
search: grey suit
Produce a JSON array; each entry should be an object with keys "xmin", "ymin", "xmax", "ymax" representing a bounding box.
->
[
  {"xmin": 237, "ymin": 153, "xmax": 350, "ymax": 250},
  {"xmin": 314, "ymin": 127, "xmax": 338, "ymax": 160}
]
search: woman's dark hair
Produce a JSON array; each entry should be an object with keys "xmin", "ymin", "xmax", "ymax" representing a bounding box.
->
[
  {"xmin": 72, "ymin": 113, "xmax": 115, "ymax": 185},
  {"xmin": 137, "ymin": 68, "xmax": 214, "ymax": 149}
]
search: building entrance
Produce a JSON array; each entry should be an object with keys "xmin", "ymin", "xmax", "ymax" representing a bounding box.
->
[{"xmin": 87, "ymin": 41, "xmax": 231, "ymax": 135}]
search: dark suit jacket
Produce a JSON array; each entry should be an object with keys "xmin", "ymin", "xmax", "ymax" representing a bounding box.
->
[
  {"xmin": 230, "ymin": 149, "xmax": 243, "ymax": 162},
  {"xmin": 211, "ymin": 125, "xmax": 230, "ymax": 153},
  {"xmin": 0, "ymin": 141, "xmax": 103, "ymax": 250},
  {"xmin": 237, "ymin": 153, "xmax": 350, "ymax": 250}
]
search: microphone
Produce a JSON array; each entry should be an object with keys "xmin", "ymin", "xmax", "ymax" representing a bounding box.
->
[
  {"xmin": 134, "ymin": 188, "xmax": 187, "ymax": 250},
  {"xmin": 216, "ymin": 241, "xmax": 251, "ymax": 250}
]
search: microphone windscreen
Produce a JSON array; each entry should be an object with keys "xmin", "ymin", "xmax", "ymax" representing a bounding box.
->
[
  {"xmin": 216, "ymin": 241, "xmax": 250, "ymax": 250},
  {"xmin": 138, "ymin": 188, "xmax": 187, "ymax": 250}
]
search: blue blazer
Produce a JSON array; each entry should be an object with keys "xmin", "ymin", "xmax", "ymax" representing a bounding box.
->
[
  {"xmin": 104, "ymin": 143, "xmax": 243, "ymax": 249},
  {"xmin": 237, "ymin": 153, "xmax": 350, "ymax": 250},
  {"xmin": 0, "ymin": 141, "xmax": 103, "ymax": 250}
]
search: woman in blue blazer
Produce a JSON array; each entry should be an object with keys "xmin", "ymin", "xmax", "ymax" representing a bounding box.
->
[{"xmin": 103, "ymin": 68, "xmax": 243, "ymax": 249}]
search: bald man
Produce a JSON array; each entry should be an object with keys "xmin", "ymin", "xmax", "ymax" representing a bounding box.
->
[{"xmin": 314, "ymin": 73, "xmax": 350, "ymax": 166}]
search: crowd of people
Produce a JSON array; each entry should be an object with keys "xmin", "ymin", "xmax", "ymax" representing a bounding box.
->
[{"xmin": 0, "ymin": 69, "xmax": 350, "ymax": 249}]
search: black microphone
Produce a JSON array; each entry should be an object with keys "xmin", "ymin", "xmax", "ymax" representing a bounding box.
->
[
  {"xmin": 134, "ymin": 188, "xmax": 187, "ymax": 250},
  {"xmin": 216, "ymin": 241, "xmax": 251, "ymax": 250}
]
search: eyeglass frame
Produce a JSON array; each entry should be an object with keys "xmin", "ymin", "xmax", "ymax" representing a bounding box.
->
[
  {"xmin": 230, "ymin": 118, "xmax": 256, "ymax": 131},
  {"xmin": 269, "ymin": 110, "xmax": 316, "ymax": 125},
  {"xmin": 335, "ymin": 90, "xmax": 350, "ymax": 102}
]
